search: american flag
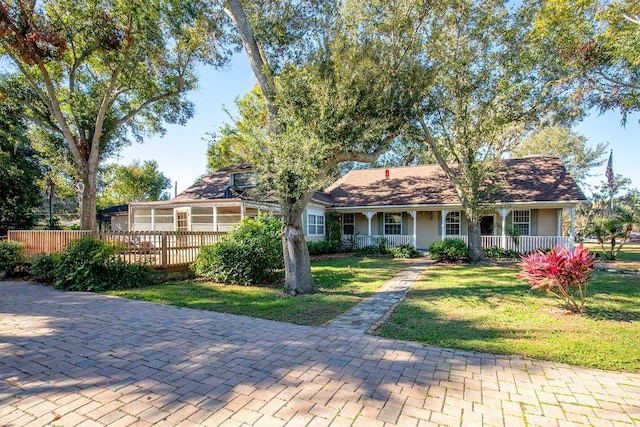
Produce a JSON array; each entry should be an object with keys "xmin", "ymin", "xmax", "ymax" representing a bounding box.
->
[{"xmin": 605, "ymin": 150, "xmax": 614, "ymax": 190}]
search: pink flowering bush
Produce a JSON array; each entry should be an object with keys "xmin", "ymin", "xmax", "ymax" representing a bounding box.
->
[{"xmin": 517, "ymin": 244, "xmax": 595, "ymax": 313}]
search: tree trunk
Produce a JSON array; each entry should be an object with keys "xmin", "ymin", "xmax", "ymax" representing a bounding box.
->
[
  {"xmin": 466, "ymin": 216, "xmax": 485, "ymax": 263},
  {"xmin": 79, "ymin": 165, "xmax": 98, "ymax": 231},
  {"xmin": 281, "ymin": 202, "xmax": 316, "ymax": 295}
]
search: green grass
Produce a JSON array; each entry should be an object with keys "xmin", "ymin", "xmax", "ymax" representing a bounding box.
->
[
  {"xmin": 585, "ymin": 242, "xmax": 640, "ymax": 271},
  {"xmin": 107, "ymin": 257, "xmax": 410, "ymax": 326},
  {"xmin": 376, "ymin": 263, "xmax": 640, "ymax": 372}
]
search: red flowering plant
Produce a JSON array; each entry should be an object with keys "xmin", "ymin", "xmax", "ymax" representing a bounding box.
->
[{"xmin": 517, "ymin": 244, "xmax": 595, "ymax": 313}]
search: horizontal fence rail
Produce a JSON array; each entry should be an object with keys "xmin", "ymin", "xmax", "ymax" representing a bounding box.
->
[{"xmin": 8, "ymin": 230, "xmax": 226, "ymax": 268}]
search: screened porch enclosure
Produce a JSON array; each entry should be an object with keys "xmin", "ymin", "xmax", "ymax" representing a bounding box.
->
[
  {"xmin": 130, "ymin": 204, "xmax": 278, "ymax": 232},
  {"xmin": 339, "ymin": 207, "xmax": 576, "ymax": 253}
]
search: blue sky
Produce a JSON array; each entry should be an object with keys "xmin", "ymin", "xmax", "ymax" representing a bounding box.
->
[{"xmin": 117, "ymin": 54, "xmax": 639, "ymax": 197}]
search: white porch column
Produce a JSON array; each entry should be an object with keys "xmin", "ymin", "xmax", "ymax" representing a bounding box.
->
[
  {"xmin": 570, "ymin": 207, "xmax": 576, "ymax": 248},
  {"xmin": 151, "ymin": 208, "xmax": 155, "ymax": 232},
  {"xmin": 213, "ymin": 206, "xmax": 218, "ymax": 231},
  {"xmin": 408, "ymin": 211, "xmax": 417, "ymax": 246},
  {"xmin": 240, "ymin": 204, "xmax": 246, "ymax": 220},
  {"xmin": 498, "ymin": 209, "xmax": 510, "ymax": 249},
  {"xmin": 557, "ymin": 209, "xmax": 563, "ymax": 236},
  {"xmin": 363, "ymin": 212, "xmax": 376, "ymax": 245},
  {"xmin": 441, "ymin": 210, "xmax": 449, "ymax": 241}
]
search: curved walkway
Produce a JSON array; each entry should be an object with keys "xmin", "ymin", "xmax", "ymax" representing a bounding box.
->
[
  {"xmin": 1, "ymin": 280, "xmax": 639, "ymax": 427},
  {"xmin": 325, "ymin": 259, "xmax": 429, "ymax": 333}
]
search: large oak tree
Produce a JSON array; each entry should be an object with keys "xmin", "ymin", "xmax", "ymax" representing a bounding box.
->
[
  {"xmin": 0, "ymin": 0, "xmax": 231, "ymax": 229},
  {"xmin": 224, "ymin": 0, "xmax": 429, "ymax": 294}
]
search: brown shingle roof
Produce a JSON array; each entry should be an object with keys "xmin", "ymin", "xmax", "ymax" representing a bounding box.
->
[
  {"xmin": 326, "ymin": 157, "xmax": 586, "ymax": 208},
  {"xmin": 173, "ymin": 165, "xmax": 332, "ymax": 204}
]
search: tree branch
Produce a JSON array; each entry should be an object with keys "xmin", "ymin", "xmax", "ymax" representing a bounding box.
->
[{"xmin": 224, "ymin": 0, "xmax": 278, "ymax": 127}]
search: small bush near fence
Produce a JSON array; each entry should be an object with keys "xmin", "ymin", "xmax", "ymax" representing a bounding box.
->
[
  {"xmin": 0, "ymin": 241, "xmax": 27, "ymax": 277},
  {"xmin": 192, "ymin": 215, "xmax": 284, "ymax": 286},
  {"xmin": 30, "ymin": 252, "xmax": 59, "ymax": 284},
  {"xmin": 429, "ymin": 238, "xmax": 469, "ymax": 262},
  {"xmin": 52, "ymin": 236, "xmax": 152, "ymax": 292}
]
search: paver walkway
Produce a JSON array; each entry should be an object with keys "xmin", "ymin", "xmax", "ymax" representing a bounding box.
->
[
  {"xmin": 325, "ymin": 259, "xmax": 429, "ymax": 333},
  {"xmin": 1, "ymin": 280, "xmax": 640, "ymax": 427}
]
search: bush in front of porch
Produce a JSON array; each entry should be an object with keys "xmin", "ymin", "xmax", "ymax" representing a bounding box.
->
[{"xmin": 191, "ymin": 214, "xmax": 284, "ymax": 286}]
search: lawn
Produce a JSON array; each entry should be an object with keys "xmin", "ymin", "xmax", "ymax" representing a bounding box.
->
[
  {"xmin": 376, "ymin": 262, "xmax": 640, "ymax": 372},
  {"xmin": 585, "ymin": 241, "xmax": 640, "ymax": 272},
  {"xmin": 107, "ymin": 256, "xmax": 411, "ymax": 326}
]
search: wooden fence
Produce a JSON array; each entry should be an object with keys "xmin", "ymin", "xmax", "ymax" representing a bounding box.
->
[{"xmin": 8, "ymin": 230, "xmax": 226, "ymax": 268}]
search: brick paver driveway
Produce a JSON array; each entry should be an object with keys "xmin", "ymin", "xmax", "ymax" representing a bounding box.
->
[{"xmin": 1, "ymin": 281, "xmax": 639, "ymax": 427}]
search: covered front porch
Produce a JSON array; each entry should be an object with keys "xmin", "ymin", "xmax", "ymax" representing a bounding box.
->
[{"xmin": 338, "ymin": 206, "xmax": 577, "ymax": 253}]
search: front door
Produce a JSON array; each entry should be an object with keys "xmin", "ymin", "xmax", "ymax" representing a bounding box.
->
[
  {"xmin": 480, "ymin": 216, "xmax": 494, "ymax": 236},
  {"xmin": 175, "ymin": 210, "xmax": 189, "ymax": 231}
]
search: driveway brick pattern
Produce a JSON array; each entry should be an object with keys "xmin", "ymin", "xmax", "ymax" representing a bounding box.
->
[{"xmin": 1, "ymin": 281, "xmax": 639, "ymax": 426}]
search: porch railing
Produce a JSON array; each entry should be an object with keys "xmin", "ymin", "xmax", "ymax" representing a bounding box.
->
[
  {"xmin": 342, "ymin": 234, "xmax": 415, "ymax": 249},
  {"xmin": 8, "ymin": 230, "xmax": 226, "ymax": 268},
  {"xmin": 443, "ymin": 235, "xmax": 574, "ymax": 253}
]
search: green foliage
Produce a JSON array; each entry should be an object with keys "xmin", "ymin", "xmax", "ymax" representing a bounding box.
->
[
  {"xmin": 191, "ymin": 215, "xmax": 284, "ymax": 285},
  {"xmin": 0, "ymin": 0, "xmax": 231, "ymax": 229},
  {"xmin": 357, "ymin": 237, "xmax": 389, "ymax": 257},
  {"xmin": 483, "ymin": 247, "xmax": 521, "ymax": 259},
  {"xmin": 30, "ymin": 253, "xmax": 60, "ymax": 285},
  {"xmin": 429, "ymin": 239, "xmax": 469, "ymax": 262},
  {"xmin": 307, "ymin": 240, "xmax": 343, "ymax": 256},
  {"xmin": 388, "ymin": 244, "xmax": 421, "ymax": 259},
  {"xmin": 325, "ymin": 211, "xmax": 342, "ymax": 241},
  {"xmin": 0, "ymin": 241, "xmax": 27, "ymax": 277},
  {"xmin": 54, "ymin": 237, "xmax": 151, "ymax": 292},
  {"xmin": 0, "ymin": 94, "xmax": 43, "ymax": 235},
  {"xmin": 98, "ymin": 160, "xmax": 172, "ymax": 208},
  {"xmin": 532, "ymin": 0, "xmax": 640, "ymax": 122}
]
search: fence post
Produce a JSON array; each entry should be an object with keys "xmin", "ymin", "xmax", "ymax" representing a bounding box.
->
[{"xmin": 161, "ymin": 232, "xmax": 167, "ymax": 268}]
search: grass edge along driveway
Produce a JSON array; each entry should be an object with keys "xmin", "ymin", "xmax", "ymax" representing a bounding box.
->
[
  {"xmin": 376, "ymin": 263, "xmax": 640, "ymax": 373},
  {"xmin": 108, "ymin": 256, "xmax": 412, "ymax": 326}
]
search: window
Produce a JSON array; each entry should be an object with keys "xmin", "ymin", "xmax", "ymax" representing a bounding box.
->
[
  {"xmin": 343, "ymin": 213, "xmax": 355, "ymax": 235},
  {"xmin": 307, "ymin": 211, "xmax": 325, "ymax": 236},
  {"xmin": 384, "ymin": 213, "xmax": 402, "ymax": 235},
  {"xmin": 230, "ymin": 171, "xmax": 256, "ymax": 188},
  {"xmin": 445, "ymin": 211, "xmax": 460, "ymax": 235},
  {"xmin": 512, "ymin": 210, "xmax": 530, "ymax": 236}
]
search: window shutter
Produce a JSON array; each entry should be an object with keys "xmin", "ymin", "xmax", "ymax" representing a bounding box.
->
[
  {"xmin": 401, "ymin": 212, "xmax": 408, "ymax": 235},
  {"xmin": 530, "ymin": 209, "xmax": 538, "ymax": 236},
  {"xmin": 461, "ymin": 212, "xmax": 468, "ymax": 235},
  {"xmin": 437, "ymin": 211, "xmax": 442, "ymax": 236},
  {"xmin": 378, "ymin": 213, "xmax": 384, "ymax": 235}
]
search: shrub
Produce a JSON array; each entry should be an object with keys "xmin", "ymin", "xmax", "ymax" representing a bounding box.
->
[
  {"xmin": 30, "ymin": 252, "xmax": 59, "ymax": 284},
  {"xmin": 483, "ymin": 246, "xmax": 521, "ymax": 259},
  {"xmin": 517, "ymin": 244, "xmax": 595, "ymax": 313},
  {"xmin": 388, "ymin": 244, "xmax": 421, "ymax": 258},
  {"xmin": 191, "ymin": 214, "xmax": 284, "ymax": 285},
  {"xmin": 54, "ymin": 236, "xmax": 151, "ymax": 292},
  {"xmin": 357, "ymin": 236, "xmax": 389, "ymax": 256},
  {"xmin": 429, "ymin": 239, "xmax": 469, "ymax": 262},
  {"xmin": 0, "ymin": 241, "xmax": 27, "ymax": 277},
  {"xmin": 307, "ymin": 240, "xmax": 342, "ymax": 256}
]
